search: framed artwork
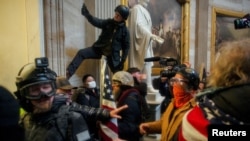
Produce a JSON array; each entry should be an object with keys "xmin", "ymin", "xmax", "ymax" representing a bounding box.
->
[
  {"xmin": 146, "ymin": 0, "xmax": 190, "ymax": 75},
  {"xmin": 210, "ymin": 7, "xmax": 250, "ymax": 68}
]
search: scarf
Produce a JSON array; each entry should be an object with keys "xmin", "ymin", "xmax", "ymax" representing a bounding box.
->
[
  {"xmin": 173, "ymin": 85, "xmax": 193, "ymax": 108},
  {"xmin": 198, "ymin": 95, "xmax": 244, "ymax": 125}
]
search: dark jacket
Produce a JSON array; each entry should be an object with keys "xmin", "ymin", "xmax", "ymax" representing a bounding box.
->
[
  {"xmin": 133, "ymin": 77, "xmax": 147, "ymax": 97},
  {"xmin": 178, "ymin": 84, "xmax": 250, "ymax": 141},
  {"xmin": 198, "ymin": 84, "xmax": 250, "ymax": 124},
  {"xmin": 22, "ymin": 104, "xmax": 91, "ymax": 141},
  {"xmin": 21, "ymin": 95, "xmax": 111, "ymax": 141},
  {"xmin": 75, "ymin": 87, "xmax": 100, "ymax": 139},
  {"xmin": 116, "ymin": 88, "xmax": 142, "ymax": 141},
  {"xmin": 133, "ymin": 78, "xmax": 151, "ymax": 121},
  {"xmin": 84, "ymin": 13, "xmax": 130, "ymax": 72},
  {"xmin": 75, "ymin": 87, "xmax": 100, "ymax": 108}
]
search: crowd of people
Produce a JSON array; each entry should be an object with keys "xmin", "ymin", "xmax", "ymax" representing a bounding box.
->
[{"xmin": 1, "ymin": 1, "xmax": 250, "ymax": 141}]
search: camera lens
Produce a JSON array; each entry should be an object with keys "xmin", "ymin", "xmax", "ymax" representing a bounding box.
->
[{"xmin": 234, "ymin": 19, "xmax": 243, "ymax": 29}]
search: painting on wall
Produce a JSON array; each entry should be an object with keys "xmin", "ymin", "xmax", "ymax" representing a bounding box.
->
[
  {"xmin": 211, "ymin": 7, "xmax": 250, "ymax": 67},
  {"xmin": 215, "ymin": 15, "xmax": 250, "ymax": 52},
  {"xmin": 146, "ymin": 0, "xmax": 182, "ymax": 68}
]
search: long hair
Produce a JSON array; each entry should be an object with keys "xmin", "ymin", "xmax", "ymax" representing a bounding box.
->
[{"xmin": 208, "ymin": 38, "xmax": 250, "ymax": 87}]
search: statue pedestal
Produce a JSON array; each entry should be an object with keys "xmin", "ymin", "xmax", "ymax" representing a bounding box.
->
[{"xmin": 144, "ymin": 92, "xmax": 164, "ymax": 140}]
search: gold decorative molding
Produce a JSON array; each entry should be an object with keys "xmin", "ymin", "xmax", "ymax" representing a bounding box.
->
[
  {"xmin": 120, "ymin": 0, "xmax": 127, "ymax": 5},
  {"xmin": 181, "ymin": 1, "xmax": 190, "ymax": 63}
]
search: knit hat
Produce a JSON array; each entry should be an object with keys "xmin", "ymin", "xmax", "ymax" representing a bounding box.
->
[
  {"xmin": 112, "ymin": 71, "xmax": 134, "ymax": 87},
  {"xmin": 0, "ymin": 85, "xmax": 20, "ymax": 127},
  {"xmin": 56, "ymin": 76, "xmax": 76, "ymax": 90}
]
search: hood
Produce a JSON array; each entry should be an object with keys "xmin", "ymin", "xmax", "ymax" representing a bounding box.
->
[{"xmin": 209, "ymin": 84, "xmax": 250, "ymax": 123}]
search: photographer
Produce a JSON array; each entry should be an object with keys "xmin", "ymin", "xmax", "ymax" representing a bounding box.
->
[
  {"xmin": 159, "ymin": 66, "xmax": 174, "ymax": 114},
  {"xmin": 148, "ymin": 57, "xmax": 189, "ymax": 113}
]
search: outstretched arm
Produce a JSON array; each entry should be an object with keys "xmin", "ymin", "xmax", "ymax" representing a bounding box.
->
[
  {"xmin": 69, "ymin": 102, "xmax": 128, "ymax": 121},
  {"xmin": 81, "ymin": 3, "xmax": 108, "ymax": 28}
]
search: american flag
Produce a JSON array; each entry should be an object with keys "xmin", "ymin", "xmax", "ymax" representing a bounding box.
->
[{"xmin": 99, "ymin": 61, "xmax": 118, "ymax": 141}]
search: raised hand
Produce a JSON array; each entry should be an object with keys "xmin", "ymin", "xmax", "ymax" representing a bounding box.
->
[
  {"xmin": 81, "ymin": 3, "xmax": 89, "ymax": 16},
  {"xmin": 110, "ymin": 104, "xmax": 128, "ymax": 119}
]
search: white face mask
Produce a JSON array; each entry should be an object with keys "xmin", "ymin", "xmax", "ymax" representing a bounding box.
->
[{"xmin": 87, "ymin": 81, "xmax": 96, "ymax": 88}]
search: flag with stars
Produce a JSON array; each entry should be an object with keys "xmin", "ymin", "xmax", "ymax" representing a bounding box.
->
[{"xmin": 99, "ymin": 60, "xmax": 118, "ymax": 141}]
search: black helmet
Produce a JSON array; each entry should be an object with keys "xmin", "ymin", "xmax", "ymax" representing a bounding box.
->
[
  {"xmin": 14, "ymin": 57, "xmax": 57, "ymax": 112},
  {"xmin": 176, "ymin": 68, "xmax": 200, "ymax": 90},
  {"xmin": 114, "ymin": 5, "xmax": 129, "ymax": 20}
]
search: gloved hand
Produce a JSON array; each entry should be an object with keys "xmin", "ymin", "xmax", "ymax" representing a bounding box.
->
[{"xmin": 81, "ymin": 3, "xmax": 89, "ymax": 16}]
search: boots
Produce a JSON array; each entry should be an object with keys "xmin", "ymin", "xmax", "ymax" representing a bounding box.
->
[{"xmin": 144, "ymin": 64, "xmax": 159, "ymax": 93}]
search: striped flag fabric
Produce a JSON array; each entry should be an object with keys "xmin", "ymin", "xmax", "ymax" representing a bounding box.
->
[{"xmin": 99, "ymin": 59, "xmax": 118, "ymax": 141}]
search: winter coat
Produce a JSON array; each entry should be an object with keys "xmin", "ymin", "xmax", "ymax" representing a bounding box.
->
[
  {"xmin": 22, "ymin": 105, "xmax": 91, "ymax": 141},
  {"xmin": 75, "ymin": 87, "xmax": 100, "ymax": 108},
  {"xmin": 21, "ymin": 95, "xmax": 111, "ymax": 141},
  {"xmin": 84, "ymin": 12, "xmax": 130, "ymax": 70},
  {"xmin": 179, "ymin": 84, "xmax": 250, "ymax": 141},
  {"xmin": 146, "ymin": 98, "xmax": 196, "ymax": 141},
  {"xmin": 116, "ymin": 88, "xmax": 143, "ymax": 141},
  {"xmin": 75, "ymin": 87, "xmax": 100, "ymax": 139}
]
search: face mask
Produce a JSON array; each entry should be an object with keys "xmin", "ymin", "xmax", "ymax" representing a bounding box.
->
[
  {"xmin": 87, "ymin": 81, "xmax": 96, "ymax": 88},
  {"xmin": 173, "ymin": 85, "xmax": 187, "ymax": 98},
  {"xmin": 172, "ymin": 85, "xmax": 192, "ymax": 108}
]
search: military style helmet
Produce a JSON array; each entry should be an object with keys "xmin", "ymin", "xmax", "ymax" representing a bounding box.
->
[
  {"xmin": 15, "ymin": 57, "xmax": 57, "ymax": 112},
  {"xmin": 112, "ymin": 71, "xmax": 134, "ymax": 87},
  {"xmin": 114, "ymin": 5, "xmax": 130, "ymax": 20},
  {"xmin": 176, "ymin": 67, "xmax": 200, "ymax": 90}
]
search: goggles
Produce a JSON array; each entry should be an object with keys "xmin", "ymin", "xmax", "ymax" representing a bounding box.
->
[
  {"xmin": 21, "ymin": 81, "xmax": 55, "ymax": 100},
  {"xmin": 170, "ymin": 78, "xmax": 188, "ymax": 86}
]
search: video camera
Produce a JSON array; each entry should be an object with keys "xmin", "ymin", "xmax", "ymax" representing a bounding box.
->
[
  {"xmin": 234, "ymin": 13, "xmax": 250, "ymax": 29},
  {"xmin": 35, "ymin": 57, "xmax": 49, "ymax": 68},
  {"xmin": 144, "ymin": 56, "xmax": 181, "ymax": 78},
  {"xmin": 34, "ymin": 57, "xmax": 55, "ymax": 76}
]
